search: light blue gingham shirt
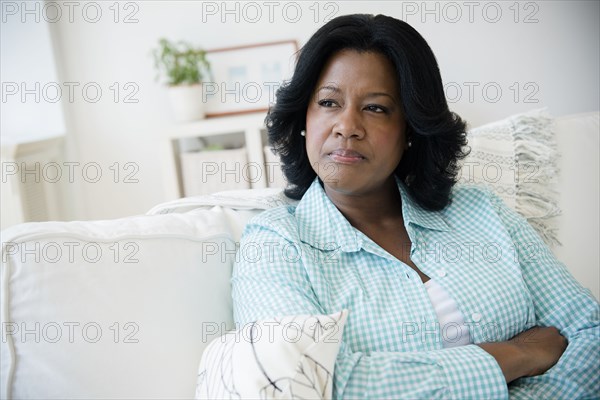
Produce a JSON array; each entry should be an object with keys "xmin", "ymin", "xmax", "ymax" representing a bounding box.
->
[{"xmin": 232, "ymin": 177, "xmax": 600, "ymax": 399}]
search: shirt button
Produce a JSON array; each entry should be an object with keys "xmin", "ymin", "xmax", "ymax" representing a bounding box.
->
[
  {"xmin": 471, "ymin": 312, "xmax": 482, "ymax": 322},
  {"xmin": 437, "ymin": 269, "xmax": 447, "ymax": 278}
]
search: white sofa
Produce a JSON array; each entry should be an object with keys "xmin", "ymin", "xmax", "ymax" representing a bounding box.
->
[{"xmin": 1, "ymin": 112, "xmax": 598, "ymax": 399}]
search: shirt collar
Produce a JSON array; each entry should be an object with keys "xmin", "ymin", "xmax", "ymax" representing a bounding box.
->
[
  {"xmin": 396, "ymin": 176, "xmax": 452, "ymax": 233},
  {"xmin": 295, "ymin": 176, "xmax": 451, "ymax": 252}
]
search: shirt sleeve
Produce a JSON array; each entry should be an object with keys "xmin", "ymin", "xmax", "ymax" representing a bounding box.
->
[
  {"xmin": 231, "ymin": 220, "xmax": 508, "ymax": 399},
  {"xmin": 487, "ymin": 192, "xmax": 600, "ymax": 399}
]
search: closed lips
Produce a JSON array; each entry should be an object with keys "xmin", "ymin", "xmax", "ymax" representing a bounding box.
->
[{"xmin": 329, "ymin": 149, "xmax": 365, "ymax": 159}]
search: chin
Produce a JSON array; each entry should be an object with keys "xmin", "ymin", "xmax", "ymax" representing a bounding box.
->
[
  {"xmin": 321, "ymin": 177, "xmax": 370, "ymax": 195},
  {"xmin": 322, "ymin": 171, "xmax": 397, "ymax": 195}
]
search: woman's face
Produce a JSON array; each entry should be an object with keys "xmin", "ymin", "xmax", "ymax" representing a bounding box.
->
[{"xmin": 305, "ymin": 49, "xmax": 407, "ymax": 197}]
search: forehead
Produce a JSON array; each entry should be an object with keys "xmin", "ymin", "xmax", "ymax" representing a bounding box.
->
[{"xmin": 315, "ymin": 49, "xmax": 398, "ymax": 93}]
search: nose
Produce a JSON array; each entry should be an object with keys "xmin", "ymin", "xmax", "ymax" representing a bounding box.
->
[{"xmin": 334, "ymin": 107, "xmax": 364, "ymax": 139}]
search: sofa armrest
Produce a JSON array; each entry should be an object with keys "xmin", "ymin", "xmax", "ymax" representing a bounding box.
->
[{"xmin": 1, "ymin": 210, "xmax": 235, "ymax": 399}]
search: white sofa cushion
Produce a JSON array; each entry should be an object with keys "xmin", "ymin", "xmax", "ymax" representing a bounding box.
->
[
  {"xmin": 553, "ymin": 111, "xmax": 600, "ymax": 300},
  {"xmin": 147, "ymin": 188, "xmax": 297, "ymax": 242},
  {"xmin": 1, "ymin": 209, "xmax": 237, "ymax": 399}
]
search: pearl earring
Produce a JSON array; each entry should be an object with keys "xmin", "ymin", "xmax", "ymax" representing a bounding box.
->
[
  {"xmin": 407, "ymin": 139, "xmax": 412, "ymax": 148},
  {"xmin": 300, "ymin": 130, "xmax": 306, "ymax": 137}
]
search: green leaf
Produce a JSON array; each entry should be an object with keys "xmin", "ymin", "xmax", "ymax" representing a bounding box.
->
[{"xmin": 152, "ymin": 38, "xmax": 211, "ymax": 85}]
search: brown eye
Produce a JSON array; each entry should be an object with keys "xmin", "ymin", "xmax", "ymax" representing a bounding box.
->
[
  {"xmin": 318, "ymin": 99, "xmax": 337, "ymax": 108},
  {"xmin": 365, "ymin": 104, "xmax": 387, "ymax": 113}
]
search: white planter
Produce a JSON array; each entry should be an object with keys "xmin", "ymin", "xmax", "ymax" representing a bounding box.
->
[{"xmin": 167, "ymin": 84, "xmax": 205, "ymax": 122}]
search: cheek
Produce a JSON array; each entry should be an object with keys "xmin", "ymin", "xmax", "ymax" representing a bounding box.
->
[
  {"xmin": 305, "ymin": 107, "xmax": 327, "ymax": 163},
  {"xmin": 305, "ymin": 135, "xmax": 324, "ymax": 167},
  {"xmin": 376, "ymin": 129, "xmax": 406, "ymax": 165},
  {"xmin": 305, "ymin": 104, "xmax": 322, "ymax": 134}
]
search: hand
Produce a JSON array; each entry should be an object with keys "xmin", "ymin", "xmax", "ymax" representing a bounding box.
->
[
  {"xmin": 477, "ymin": 326, "xmax": 567, "ymax": 383},
  {"xmin": 509, "ymin": 326, "xmax": 568, "ymax": 377}
]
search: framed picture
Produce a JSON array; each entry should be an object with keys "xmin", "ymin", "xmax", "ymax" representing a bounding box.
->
[{"xmin": 203, "ymin": 40, "xmax": 299, "ymax": 118}]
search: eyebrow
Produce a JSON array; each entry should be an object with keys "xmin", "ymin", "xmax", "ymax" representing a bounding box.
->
[
  {"xmin": 366, "ymin": 92, "xmax": 397, "ymax": 102},
  {"xmin": 316, "ymin": 85, "xmax": 341, "ymax": 94},
  {"xmin": 316, "ymin": 85, "xmax": 397, "ymax": 103}
]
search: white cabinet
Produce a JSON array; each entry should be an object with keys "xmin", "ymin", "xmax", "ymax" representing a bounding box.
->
[
  {"xmin": 180, "ymin": 147, "xmax": 250, "ymax": 196},
  {"xmin": 162, "ymin": 112, "xmax": 285, "ymax": 200},
  {"xmin": 1, "ymin": 133, "xmax": 64, "ymax": 229}
]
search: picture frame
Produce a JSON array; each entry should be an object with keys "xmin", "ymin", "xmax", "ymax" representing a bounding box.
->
[{"xmin": 203, "ymin": 40, "xmax": 299, "ymax": 118}]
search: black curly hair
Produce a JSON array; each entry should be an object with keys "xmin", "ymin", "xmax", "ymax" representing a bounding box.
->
[{"xmin": 266, "ymin": 14, "xmax": 469, "ymax": 211}]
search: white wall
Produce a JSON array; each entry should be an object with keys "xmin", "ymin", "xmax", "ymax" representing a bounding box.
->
[
  {"xmin": 2, "ymin": 0, "xmax": 598, "ymax": 220},
  {"xmin": 0, "ymin": 2, "xmax": 65, "ymax": 138},
  {"xmin": 1, "ymin": 3, "xmax": 67, "ymax": 228}
]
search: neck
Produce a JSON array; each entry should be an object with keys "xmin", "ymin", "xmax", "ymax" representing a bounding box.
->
[{"xmin": 324, "ymin": 177, "xmax": 403, "ymax": 228}]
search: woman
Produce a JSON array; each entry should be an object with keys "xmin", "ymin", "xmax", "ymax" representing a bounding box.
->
[{"xmin": 232, "ymin": 14, "xmax": 599, "ymax": 399}]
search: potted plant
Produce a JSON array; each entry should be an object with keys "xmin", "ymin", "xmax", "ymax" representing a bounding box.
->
[{"xmin": 153, "ymin": 38, "xmax": 211, "ymax": 122}]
